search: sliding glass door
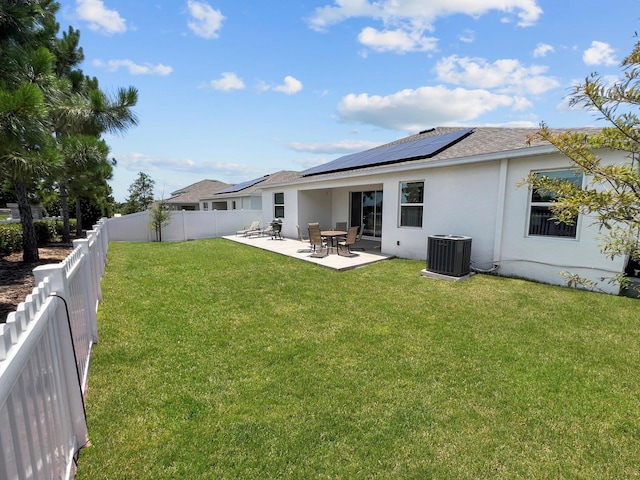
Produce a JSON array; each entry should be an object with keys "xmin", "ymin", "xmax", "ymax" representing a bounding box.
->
[{"xmin": 350, "ymin": 190, "xmax": 383, "ymax": 238}]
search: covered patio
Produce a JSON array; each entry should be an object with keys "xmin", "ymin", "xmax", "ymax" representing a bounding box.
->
[{"xmin": 223, "ymin": 234, "xmax": 392, "ymax": 271}]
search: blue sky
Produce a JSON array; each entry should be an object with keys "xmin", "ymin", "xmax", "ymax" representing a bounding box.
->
[{"xmin": 55, "ymin": 0, "xmax": 638, "ymax": 202}]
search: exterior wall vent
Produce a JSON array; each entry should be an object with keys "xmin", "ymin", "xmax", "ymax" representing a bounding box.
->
[{"xmin": 427, "ymin": 235, "xmax": 472, "ymax": 277}]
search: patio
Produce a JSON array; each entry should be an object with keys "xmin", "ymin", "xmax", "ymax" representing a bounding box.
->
[{"xmin": 224, "ymin": 233, "xmax": 392, "ymax": 271}]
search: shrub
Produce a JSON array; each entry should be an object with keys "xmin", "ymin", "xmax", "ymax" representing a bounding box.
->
[
  {"xmin": 34, "ymin": 220, "xmax": 58, "ymax": 245},
  {"xmin": 52, "ymin": 219, "xmax": 77, "ymax": 238},
  {"xmin": 0, "ymin": 223, "xmax": 23, "ymax": 256}
]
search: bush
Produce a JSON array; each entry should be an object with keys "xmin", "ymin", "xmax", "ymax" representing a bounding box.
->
[
  {"xmin": 34, "ymin": 220, "xmax": 58, "ymax": 245},
  {"xmin": 52, "ymin": 218, "xmax": 77, "ymax": 238},
  {"xmin": 0, "ymin": 223, "xmax": 23, "ymax": 256},
  {"xmin": 0, "ymin": 219, "xmax": 75, "ymax": 256}
]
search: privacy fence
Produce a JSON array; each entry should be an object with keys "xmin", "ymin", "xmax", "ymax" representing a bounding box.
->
[
  {"xmin": 0, "ymin": 219, "xmax": 108, "ymax": 480},
  {"xmin": 106, "ymin": 209, "xmax": 262, "ymax": 242}
]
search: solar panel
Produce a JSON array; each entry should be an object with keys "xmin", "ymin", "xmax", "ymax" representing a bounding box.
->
[
  {"xmin": 216, "ymin": 175, "xmax": 268, "ymax": 194},
  {"xmin": 302, "ymin": 128, "xmax": 474, "ymax": 177}
]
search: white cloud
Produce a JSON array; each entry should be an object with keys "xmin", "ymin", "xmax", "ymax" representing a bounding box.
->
[
  {"xmin": 93, "ymin": 59, "xmax": 173, "ymax": 76},
  {"xmin": 583, "ymin": 41, "xmax": 617, "ymax": 66},
  {"xmin": 308, "ymin": 0, "xmax": 543, "ymax": 32},
  {"xmin": 187, "ymin": 0, "xmax": 225, "ymax": 39},
  {"xmin": 262, "ymin": 76, "xmax": 303, "ymax": 95},
  {"xmin": 336, "ymin": 86, "xmax": 520, "ymax": 131},
  {"xmin": 357, "ymin": 27, "xmax": 438, "ymax": 53},
  {"xmin": 288, "ymin": 139, "xmax": 380, "ymax": 154},
  {"xmin": 533, "ymin": 43, "xmax": 554, "ymax": 58},
  {"xmin": 206, "ymin": 72, "xmax": 245, "ymax": 91},
  {"xmin": 117, "ymin": 152, "xmax": 260, "ymax": 177},
  {"xmin": 75, "ymin": 0, "xmax": 126, "ymax": 34},
  {"xmin": 435, "ymin": 55, "xmax": 559, "ymax": 95},
  {"xmin": 459, "ymin": 29, "xmax": 475, "ymax": 43}
]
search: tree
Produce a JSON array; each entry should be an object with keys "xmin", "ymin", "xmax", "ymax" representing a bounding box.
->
[
  {"xmin": 525, "ymin": 37, "xmax": 640, "ymax": 290},
  {"xmin": 149, "ymin": 197, "xmax": 172, "ymax": 242},
  {"xmin": 49, "ymin": 28, "xmax": 138, "ymax": 242},
  {"xmin": 124, "ymin": 172, "xmax": 155, "ymax": 214},
  {"xmin": 0, "ymin": 0, "xmax": 61, "ymax": 261}
]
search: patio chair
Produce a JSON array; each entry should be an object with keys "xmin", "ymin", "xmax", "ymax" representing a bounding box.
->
[
  {"xmin": 296, "ymin": 225, "xmax": 312, "ymax": 253},
  {"xmin": 308, "ymin": 224, "xmax": 327, "ymax": 257},
  {"xmin": 335, "ymin": 221, "xmax": 347, "ymax": 231},
  {"xmin": 258, "ymin": 224, "xmax": 273, "ymax": 237},
  {"xmin": 297, "ymin": 224, "xmax": 309, "ymax": 242},
  {"xmin": 350, "ymin": 224, "xmax": 366, "ymax": 251},
  {"xmin": 337, "ymin": 226, "xmax": 359, "ymax": 256},
  {"xmin": 236, "ymin": 220, "xmax": 261, "ymax": 236}
]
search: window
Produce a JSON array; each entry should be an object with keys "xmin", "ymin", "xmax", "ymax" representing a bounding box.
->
[
  {"xmin": 399, "ymin": 181, "xmax": 424, "ymax": 227},
  {"xmin": 232, "ymin": 200, "xmax": 237, "ymax": 210},
  {"xmin": 202, "ymin": 202, "xmax": 208, "ymax": 211},
  {"xmin": 274, "ymin": 192, "xmax": 285, "ymax": 219},
  {"xmin": 528, "ymin": 169, "xmax": 583, "ymax": 238}
]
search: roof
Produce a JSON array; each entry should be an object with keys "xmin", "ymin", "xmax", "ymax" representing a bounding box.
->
[
  {"xmin": 298, "ymin": 126, "xmax": 600, "ymax": 180},
  {"xmin": 209, "ymin": 170, "xmax": 302, "ymax": 199},
  {"xmin": 166, "ymin": 179, "xmax": 230, "ymax": 204}
]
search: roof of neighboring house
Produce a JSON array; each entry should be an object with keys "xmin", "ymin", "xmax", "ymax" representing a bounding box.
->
[
  {"xmin": 298, "ymin": 126, "xmax": 600, "ymax": 180},
  {"xmin": 209, "ymin": 170, "xmax": 302, "ymax": 198},
  {"xmin": 166, "ymin": 179, "xmax": 230, "ymax": 204}
]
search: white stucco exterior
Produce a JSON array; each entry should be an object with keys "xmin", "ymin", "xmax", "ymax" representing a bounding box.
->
[{"xmin": 260, "ymin": 144, "xmax": 627, "ymax": 294}]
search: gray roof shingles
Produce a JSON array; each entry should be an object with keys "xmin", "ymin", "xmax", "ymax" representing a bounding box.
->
[{"xmin": 167, "ymin": 179, "xmax": 230, "ymax": 204}]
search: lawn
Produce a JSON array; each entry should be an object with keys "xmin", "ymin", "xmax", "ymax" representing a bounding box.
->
[{"xmin": 77, "ymin": 239, "xmax": 640, "ymax": 479}]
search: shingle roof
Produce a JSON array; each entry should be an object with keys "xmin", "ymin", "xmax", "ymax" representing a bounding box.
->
[
  {"xmin": 167, "ymin": 179, "xmax": 230, "ymax": 204},
  {"xmin": 300, "ymin": 126, "xmax": 600, "ymax": 179},
  {"xmin": 212, "ymin": 171, "xmax": 302, "ymax": 198}
]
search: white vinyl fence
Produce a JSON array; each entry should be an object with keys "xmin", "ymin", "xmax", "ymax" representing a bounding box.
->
[
  {"xmin": 106, "ymin": 209, "xmax": 262, "ymax": 242},
  {"xmin": 0, "ymin": 219, "xmax": 108, "ymax": 480}
]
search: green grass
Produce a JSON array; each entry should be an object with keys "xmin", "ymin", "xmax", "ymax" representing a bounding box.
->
[{"xmin": 77, "ymin": 239, "xmax": 640, "ymax": 479}]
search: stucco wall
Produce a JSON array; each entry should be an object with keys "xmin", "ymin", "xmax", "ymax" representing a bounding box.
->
[
  {"xmin": 498, "ymin": 151, "xmax": 625, "ymax": 293},
  {"xmin": 260, "ymin": 147, "xmax": 628, "ymax": 294}
]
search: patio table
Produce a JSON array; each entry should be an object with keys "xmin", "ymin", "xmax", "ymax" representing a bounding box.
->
[{"xmin": 321, "ymin": 230, "xmax": 347, "ymax": 254}]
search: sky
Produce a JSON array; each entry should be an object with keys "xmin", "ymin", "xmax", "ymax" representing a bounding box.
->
[{"xmin": 54, "ymin": 0, "xmax": 639, "ymax": 202}]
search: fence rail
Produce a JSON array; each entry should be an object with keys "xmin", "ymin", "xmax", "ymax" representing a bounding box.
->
[{"xmin": 0, "ymin": 219, "xmax": 109, "ymax": 480}]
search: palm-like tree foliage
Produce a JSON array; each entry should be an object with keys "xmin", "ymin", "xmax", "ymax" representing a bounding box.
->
[
  {"xmin": 1, "ymin": 1, "xmax": 138, "ymax": 257},
  {"xmin": 0, "ymin": 0, "xmax": 60, "ymax": 261}
]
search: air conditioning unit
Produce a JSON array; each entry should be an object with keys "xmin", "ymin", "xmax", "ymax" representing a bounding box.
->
[{"xmin": 427, "ymin": 235, "xmax": 472, "ymax": 277}]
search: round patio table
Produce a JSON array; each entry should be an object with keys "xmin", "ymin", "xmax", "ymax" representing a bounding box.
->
[{"xmin": 321, "ymin": 230, "xmax": 347, "ymax": 254}]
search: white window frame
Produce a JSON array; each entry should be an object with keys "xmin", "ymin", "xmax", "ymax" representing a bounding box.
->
[
  {"xmin": 527, "ymin": 169, "xmax": 583, "ymax": 239},
  {"xmin": 202, "ymin": 202, "xmax": 208, "ymax": 211},
  {"xmin": 399, "ymin": 180, "xmax": 424, "ymax": 228}
]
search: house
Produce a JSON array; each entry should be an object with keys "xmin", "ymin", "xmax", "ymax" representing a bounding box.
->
[
  {"xmin": 258, "ymin": 127, "xmax": 628, "ymax": 294},
  {"xmin": 200, "ymin": 170, "xmax": 301, "ymax": 212},
  {"xmin": 165, "ymin": 179, "xmax": 230, "ymax": 211}
]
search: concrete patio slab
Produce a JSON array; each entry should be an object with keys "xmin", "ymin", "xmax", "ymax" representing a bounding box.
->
[{"xmin": 223, "ymin": 234, "xmax": 393, "ymax": 271}]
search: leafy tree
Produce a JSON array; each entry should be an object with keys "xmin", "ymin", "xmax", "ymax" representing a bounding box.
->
[
  {"xmin": 0, "ymin": 0, "xmax": 61, "ymax": 261},
  {"xmin": 525, "ymin": 37, "xmax": 640, "ymax": 290},
  {"xmin": 124, "ymin": 172, "xmax": 155, "ymax": 214},
  {"xmin": 59, "ymin": 134, "xmax": 113, "ymax": 235},
  {"xmin": 49, "ymin": 27, "xmax": 137, "ymax": 242},
  {"xmin": 149, "ymin": 197, "xmax": 172, "ymax": 242}
]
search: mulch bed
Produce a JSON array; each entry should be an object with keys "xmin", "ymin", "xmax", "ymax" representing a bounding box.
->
[{"xmin": 0, "ymin": 244, "xmax": 75, "ymax": 322}]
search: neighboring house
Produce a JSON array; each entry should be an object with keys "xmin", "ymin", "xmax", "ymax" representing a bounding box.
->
[
  {"xmin": 7, "ymin": 203, "xmax": 45, "ymax": 219},
  {"xmin": 166, "ymin": 179, "xmax": 230, "ymax": 211},
  {"xmin": 201, "ymin": 171, "xmax": 301, "ymax": 213},
  {"xmin": 259, "ymin": 127, "xmax": 628, "ymax": 294}
]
